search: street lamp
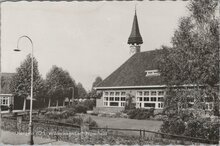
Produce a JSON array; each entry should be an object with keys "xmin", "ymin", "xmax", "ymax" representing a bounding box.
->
[{"xmin": 14, "ymin": 35, "xmax": 34, "ymax": 145}]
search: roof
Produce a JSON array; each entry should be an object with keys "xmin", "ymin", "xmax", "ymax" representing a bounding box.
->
[
  {"xmin": 127, "ymin": 10, "xmax": 143, "ymax": 45},
  {"xmin": 96, "ymin": 49, "xmax": 165, "ymax": 88},
  {"xmin": 1, "ymin": 73, "xmax": 15, "ymax": 94}
]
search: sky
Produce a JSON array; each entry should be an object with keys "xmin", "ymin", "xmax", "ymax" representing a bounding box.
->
[{"xmin": 1, "ymin": 1, "xmax": 189, "ymax": 90}]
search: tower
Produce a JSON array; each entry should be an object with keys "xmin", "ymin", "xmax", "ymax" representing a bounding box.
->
[{"xmin": 127, "ymin": 9, "xmax": 143, "ymax": 54}]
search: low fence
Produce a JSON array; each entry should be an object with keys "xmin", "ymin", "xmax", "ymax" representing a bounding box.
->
[{"xmin": 1, "ymin": 117, "xmax": 219, "ymax": 145}]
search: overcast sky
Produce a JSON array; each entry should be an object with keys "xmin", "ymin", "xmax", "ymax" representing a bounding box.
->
[{"xmin": 1, "ymin": 1, "xmax": 189, "ymax": 90}]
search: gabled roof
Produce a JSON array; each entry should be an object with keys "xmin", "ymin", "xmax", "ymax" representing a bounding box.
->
[
  {"xmin": 1, "ymin": 73, "xmax": 15, "ymax": 94},
  {"xmin": 96, "ymin": 49, "xmax": 165, "ymax": 88},
  {"xmin": 127, "ymin": 10, "xmax": 143, "ymax": 45}
]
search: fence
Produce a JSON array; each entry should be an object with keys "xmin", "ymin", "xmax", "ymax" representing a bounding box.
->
[{"xmin": 1, "ymin": 117, "xmax": 219, "ymax": 145}]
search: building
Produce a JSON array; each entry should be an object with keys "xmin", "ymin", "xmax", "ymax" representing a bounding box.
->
[
  {"xmin": 0, "ymin": 73, "xmax": 15, "ymax": 110},
  {"xmin": 94, "ymin": 10, "xmax": 213, "ymax": 113}
]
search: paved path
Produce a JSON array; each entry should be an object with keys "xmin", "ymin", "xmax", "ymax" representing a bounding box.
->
[{"xmin": 1, "ymin": 130, "xmax": 73, "ymax": 145}]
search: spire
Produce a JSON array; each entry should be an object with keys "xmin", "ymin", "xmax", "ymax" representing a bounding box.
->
[{"xmin": 127, "ymin": 8, "xmax": 143, "ymax": 45}]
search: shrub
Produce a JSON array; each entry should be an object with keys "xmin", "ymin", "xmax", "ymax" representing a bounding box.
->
[
  {"xmin": 127, "ymin": 108, "xmax": 155, "ymax": 120},
  {"xmin": 184, "ymin": 119, "xmax": 219, "ymax": 142},
  {"xmin": 160, "ymin": 117, "xmax": 186, "ymax": 135},
  {"xmin": 45, "ymin": 110, "xmax": 70, "ymax": 120},
  {"xmin": 160, "ymin": 110, "xmax": 219, "ymax": 143},
  {"xmin": 74, "ymin": 104, "xmax": 88, "ymax": 113},
  {"xmin": 82, "ymin": 99, "xmax": 96, "ymax": 110},
  {"xmin": 84, "ymin": 117, "xmax": 98, "ymax": 127},
  {"xmin": 66, "ymin": 116, "xmax": 83, "ymax": 126}
]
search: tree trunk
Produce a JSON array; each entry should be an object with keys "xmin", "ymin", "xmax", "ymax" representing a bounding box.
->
[
  {"xmin": 23, "ymin": 98, "xmax": 26, "ymax": 111},
  {"xmin": 48, "ymin": 98, "xmax": 51, "ymax": 108},
  {"xmin": 56, "ymin": 100, "xmax": 58, "ymax": 107}
]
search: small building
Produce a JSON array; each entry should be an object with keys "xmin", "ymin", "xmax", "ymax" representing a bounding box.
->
[{"xmin": 0, "ymin": 73, "xmax": 15, "ymax": 110}]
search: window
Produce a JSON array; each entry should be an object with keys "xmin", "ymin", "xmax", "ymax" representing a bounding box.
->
[
  {"xmin": 144, "ymin": 97, "xmax": 149, "ymax": 101},
  {"xmin": 158, "ymin": 91, "xmax": 164, "ymax": 96},
  {"xmin": 151, "ymin": 91, "xmax": 157, "ymax": 96},
  {"xmin": 158, "ymin": 103, "xmax": 163, "ymax": 108},
  {"xmin": 110, "ymin": 92, "xmax": 114, "ymax": 96},
  {"xmin": 121, "ymin": 102, "xmax": 125, "ymax": 106},
  {"xmin": 145, "ymin": 70, "xmax": 160, "ymax": 76},
  {"xmin": 115, "ymin": 97, "xmax": 120, "ymax": 101},
  {"xmin": 121, "ymin": 92, "xmax": 126, "ymax": 96},
  {"xmin": 137, "ymin": 91, "xmax": 143, "ymax": 96},
  {"xmin": 158, "ymin": 97, "xmax": 163, "ymax": 102},
  {"xmin": 110, "ymin": 97, "xmax": 114, "ymax": 101},
  {"xmin": 110, "ymin": 102, "xmax": 119, "ymax": 106},
  {"xmin": 104, "ymin": 102, "xmax": 108, "ymax": 106},
  {"xmin": 104, "ymin": 97, "xmax": 108, "ymax": 101},
  {"xmin": 121, "ymin": 97, "xmax": 126, "ymax": 101},
  {"xmin": 144, "ymin": 91, "xmax": 149, "ymax": 96},
  {"xmin": 151, "ymin": 97, "xmax": 157, "ymax": 101},
  {"xmin": 104, "ymin": 92, "xmax": 108, "ymax": 96},
  {"xmin": 139, "ymin": 97, "xmax": 143, "ymax": 101},
  {"xmin": 115, "ymin": 92, "xmax": 120, "ymax": 96},
  {"xmin": 144, "ymin": 103, "xmax": 155, "ymax": 108}
]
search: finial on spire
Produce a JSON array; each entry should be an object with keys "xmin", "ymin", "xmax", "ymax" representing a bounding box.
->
[{"xmin": 135, "ymin": 4, "xmax": 137, "ymax": 14}]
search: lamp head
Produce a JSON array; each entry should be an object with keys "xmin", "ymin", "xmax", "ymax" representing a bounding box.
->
[{"xmin": 14, "ymin": 48, "xmax": 21, "ymax": 52}]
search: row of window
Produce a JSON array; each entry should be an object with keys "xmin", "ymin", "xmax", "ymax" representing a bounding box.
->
[
  {"xmin": 104, "ymin": 102, "xmax": 125, "ymax": 107},
  {"xmin": 136, "ymin": 91, "xmax": 165, "ymax": 96},
  {"xmin": 104, "ymin": 97, "xmax": 126, "ymax": 101},
  {"xmin": 137, "ymin": 97, "xmax": 163, "ymax": 102},
  {"xmin": 104, "ymin": 91, "xmax": 126, "ymax": 96}
]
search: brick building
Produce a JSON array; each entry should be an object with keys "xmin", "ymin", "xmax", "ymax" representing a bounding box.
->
[{"xmin": 94, "ymin": 10, "xmax": 214, "ymax": 113}]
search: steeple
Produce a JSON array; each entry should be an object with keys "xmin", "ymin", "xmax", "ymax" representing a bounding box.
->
[{"xmin": 128, "ymin": 8, "xmax": 143, "ymax": 54}]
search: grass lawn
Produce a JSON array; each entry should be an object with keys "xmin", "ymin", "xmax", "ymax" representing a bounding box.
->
[{"xmin": 83, "ymin": 114, "xmax": 163, "ymax": 136}]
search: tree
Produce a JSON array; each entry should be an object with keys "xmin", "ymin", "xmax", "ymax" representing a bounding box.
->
[
  {"xmin": 76, "ymin": 82, "xmax": 87, "ymax": 99},
  {"xmin": 158, "ymin": 0, "xmax": 219, "ymax": 115},
  {"xmin": 10, "ymin": 54, "xmax": 44, "ymax": 110},
  {"xmin": 87, "ymin": 76, "xmax": 103, "ymax": 99},
  {"xmin": 45, "ymin": 65, "xmax": 75, "ymax": 107}
]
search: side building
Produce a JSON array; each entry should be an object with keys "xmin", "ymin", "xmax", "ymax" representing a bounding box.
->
[{"xmin": 0, "ymin": 73, "xmax": 15, "ymax": 110}]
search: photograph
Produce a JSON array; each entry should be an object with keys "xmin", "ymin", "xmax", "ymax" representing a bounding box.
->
[{"xmin": 0, "ymin": 0, "xmax": 219, "ymax": 145}]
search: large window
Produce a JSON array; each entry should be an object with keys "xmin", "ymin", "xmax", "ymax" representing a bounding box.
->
[
  {"xmin": 144, "ymin": 103, "xmax": 155, "ymax": 108},
  {"xmin": 103, "ymin": 91, "xmax": 127, "ymax": 107},
  {"xmin": 110, "ymin": 102, "xmax": 119, "ymax": 106},
  {"xmin": 136, "ymin": 90, "xmax": 165, "ymax": 109}
]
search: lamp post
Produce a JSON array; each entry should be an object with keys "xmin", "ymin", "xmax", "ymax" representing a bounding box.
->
[{"xmin": 14, "ymin": 35, "xmax": 34, "ymax": 145}]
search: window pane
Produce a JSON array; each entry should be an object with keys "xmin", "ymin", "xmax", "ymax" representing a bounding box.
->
[
  {"xmin": 138, "ymin": 91, "xmax": 142, "ymax": 96},
  {"xmin": 110, "ymin": 102, "xmax": 119, "ymax": 106},
  {"xmin": 144, "ymin": 91, "xmax": 149, "ymax": 96},
  {"xmin": 115, "ymin": 97, "xmax": 119, "ymax": 101},
  {"xmin": 110, "ymin": 92, "xmax": 114, "ymax": 96},
  {"xmin": 104, "ymin": 92, "xmax": 108, "ymax": 96},
  {"xmin": 121, "ymin": 97, "xmax": 125, "ymax": 101},
  {"xmin": 144, "ymin": 103, "xmax": 155, "ymax": 108},
  {"xmin": 158, "ymin": 91, "xmax": 164, "ymax": 96},
  {"xmin": 121, "ymin": 92, "xmax": 126, "ymax": 96},
  {"xmin": 151, "ymin": 91, "xmax": 157, "ymax": 96}
]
